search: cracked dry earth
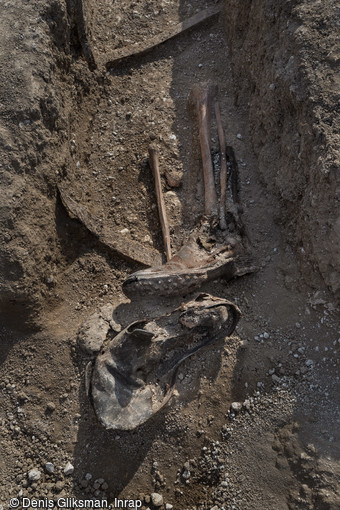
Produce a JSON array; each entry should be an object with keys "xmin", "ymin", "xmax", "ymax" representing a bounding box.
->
[{"xmin": 0, "ymin": 1, "xmax": 339, "ymax": 510}]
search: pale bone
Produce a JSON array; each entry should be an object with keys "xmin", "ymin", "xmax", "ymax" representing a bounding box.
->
[
  {"xmin": 123, "ymin": 85, "xmax": 256, "ymax": 298},
  {"xmin": 149, "ymin": 145, "xmax": 172, "ymax": 261},
  {"xmin": 189, "ymin": 83, "xmax": 218, "ymax": 217}
]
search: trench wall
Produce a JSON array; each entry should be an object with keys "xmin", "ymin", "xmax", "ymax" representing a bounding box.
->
[{"xmin": 224, "ymin": 0, "xmax": 339, "ymax": 296}]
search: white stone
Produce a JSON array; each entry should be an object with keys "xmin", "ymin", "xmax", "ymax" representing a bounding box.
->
[
  {"xmin": 28, "ymin": 469, "xmax": 41, "ymax": 482},
  {"xmin": 243, "ymin": 399, "xmax": 251, "ymax": 410},
  {"xmin": 151, "ymin": 493, "xmax": 163, "ymax": 507},
  {"xmin": 231, "ymin": 402, "xmax": 242, "ymax": 413},
  {"xmin": 182, "ymin": 469, "xmax": 191, "ymax": 479},
  {"xmin": 63, "ymin": 462, "xmax": 74, "ymax": 476}
]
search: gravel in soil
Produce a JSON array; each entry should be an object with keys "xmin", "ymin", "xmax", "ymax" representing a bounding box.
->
[{"xmin": 0, "ymin": 1, "xmax": 339, "ymax": 509}]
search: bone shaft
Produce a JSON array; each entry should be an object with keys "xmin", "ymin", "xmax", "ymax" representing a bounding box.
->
[
  {"xmin": 196, "ymin": 89, "xmax": 218, "ymax": 217},
  {"xmin": 149, "ymin": 146, "xmax": 172, "ymax": 261},
  {"xmin": 214, "ymin": 101, "xmax": 227, "ymax": 230}
]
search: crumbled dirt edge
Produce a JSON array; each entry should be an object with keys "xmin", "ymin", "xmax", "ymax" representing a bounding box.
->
[{"xmin": 224, "ymin": 0, "xmax": 340, "ymax": 297}]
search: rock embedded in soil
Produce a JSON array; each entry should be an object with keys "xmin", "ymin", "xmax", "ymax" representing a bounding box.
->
[
  {"xmin": 151, "ymin": 493, "xmax": 163, "ymax": 507},
  {"xmin": 46, "ymin": 402, "xmax": 56, "ymax": 412},
  {"xmin": 63, "ymin": 462, "xmax": 74, "ymax": 476},
  {"xmin": 54, "ymin": 481, "xmax": 64, "ymax": 492},
  {"xmin": 77, "ymin": 313, "xmax": 111, "ymax": 355},
  {"xmin": 28, "ymin": 469, "xmax": 41, "ymax": 482},
  {"xmin": 182, "ymin": 469, "xmax": 191, "ymax": 480},
  {"xmin": 231, "ymin": 402, "xmax": 242, "ymax": 413},
  {"xmin": 45, "ymin": 462, "xmax": 54, "ymax": 474}
]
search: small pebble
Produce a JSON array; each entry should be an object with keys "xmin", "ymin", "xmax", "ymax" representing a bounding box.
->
[
  {"xmin": 231, "ymin": 402, "xmax": 242, "ymax": 413},
  {"xmin": 151, "ymin": 493, "xmax": 163, "ymax": 507},
  {"xmin": 54, "ymin": 480, "xmax": 64, "ymax": 492},
  {"xmin": 46, "ymin": 402, "xmax": 55, "ymax": 412},
  {"xmin": 45, "ymin": 462, "xmax": 54, "ymax": 474},
  {"xmin": 182, "ymin": 470, "xmax": 191, "ymax": 480},
  {"xmin": 63, "ymin": 462, "xmax": 74, "ymax": 476},
  {"xmin": 28, "ymin": 469, "xmax": 41, "ymax": 482}
]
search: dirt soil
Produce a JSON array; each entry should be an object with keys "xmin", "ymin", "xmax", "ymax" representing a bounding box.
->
[{"xmin": 0, "ymin": 1, "xmax": 339, "ymax": 510}]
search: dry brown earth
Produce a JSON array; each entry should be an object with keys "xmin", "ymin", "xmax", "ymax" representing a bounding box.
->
[{"xmin": 0, "ymin": 1, "xmax": 339, "ymax": 509}]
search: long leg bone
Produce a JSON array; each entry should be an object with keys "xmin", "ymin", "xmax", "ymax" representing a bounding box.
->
[
  {"xmin": 149, "ymin": 145, "xmax": 172, "ymax": 262},
  {"xmin": 122, "ymin": 87, "xmax": 256, "ymax": 299},
  {"xmin": 189, "ymin": 84, "xmax": 218, "ymax": 218}
]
